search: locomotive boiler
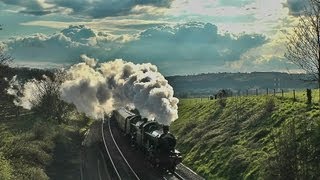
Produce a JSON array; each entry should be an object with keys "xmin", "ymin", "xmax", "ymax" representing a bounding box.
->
[{"xmin": 111, "ymin": 107, "xmax": 182, "ymax": 172}]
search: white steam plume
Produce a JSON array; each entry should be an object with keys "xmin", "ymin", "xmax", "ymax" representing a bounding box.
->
[
  {"xmin": 81, "ymin": 54, "xmax": 98, "ymax": 67},
  {"xmin": 60, "ymin": 59, "xmax": 179, "ymax": 125},
  {"xmin": 6, "ymin": 58, "xmax": 179, "ymax": 125},
  {"xmin": 6, "ymin": 75, "xmax": 48, "ymax": 109}
]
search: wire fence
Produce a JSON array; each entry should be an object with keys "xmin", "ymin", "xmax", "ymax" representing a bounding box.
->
[{"xmin": 188, "ymin": 88, "xmax": 320, "ymax": 104}]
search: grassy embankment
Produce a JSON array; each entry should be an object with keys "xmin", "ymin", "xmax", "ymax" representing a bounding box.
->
[
  {"xmin": 0, "ymin": 95, "xmax": 93, "ymax": 180},
  {"xmin": 171, "ymin": 89, "xmax": 320, "ymax": 179}
]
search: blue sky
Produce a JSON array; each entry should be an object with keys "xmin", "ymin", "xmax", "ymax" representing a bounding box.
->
[{"xmin": 0, "ymin": 0, "xmax": 306, "ymax": 75}]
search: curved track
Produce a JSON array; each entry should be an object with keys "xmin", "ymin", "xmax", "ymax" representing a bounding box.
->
[
  {"xmin": 101, "ymin": 117, "xmax": 140, "ymax": 180},
  {"xmin": 163, "ymin": 172, "xmax": 185, "ymax": 180},
  {"xmin": 173, "ymin": 172, "xmax": 185, "ymax": 180}
]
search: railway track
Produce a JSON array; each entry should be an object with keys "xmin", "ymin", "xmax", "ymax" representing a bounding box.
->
[
  {"xmin": 101, "ymin": 117, "xmax": 140, "ymax": 180},
  {"xmin": 173, "ymin": 172, "xmax": 185, "ymax": 180},
  {"xmin": 99, "ymin": 116, "xmax": 202, "ymax": 180},
  {"xmin": 163, "ymin": 172, "xmax": 185, "ymax": 180}
]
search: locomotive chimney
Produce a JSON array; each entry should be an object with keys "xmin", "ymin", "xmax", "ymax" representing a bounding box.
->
[{"xmin": 163, "ymin": 125, "xmax": 169, "ymax": 134}]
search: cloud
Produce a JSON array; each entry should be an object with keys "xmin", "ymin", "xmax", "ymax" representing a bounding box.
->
[
  {"xmin": 119, "ymin": 22, "xmax": 267, "ymax": 68},
  {"xmin": 284, "ymin": 0, "xmax": 309, "ymax": 16},
  {"xmin": 218, "ymin": 0, "xmax": 255, "ymax": 7},
  {"xmin": 0, "ymin": 0, "xmax": 66, "ymax": 16},
  {"xmin": 227, "ymin": 31, "xmax": 298, "ymax": 72},
  {"xmin": 0, "ymin": 0, "xmax": 173, "ymax": 18},
  {"xmin": 4, "ymin": 22, "xmax": 267, "ymax": 75},
  {"xmin": 20, "ymin": 19, "xmax": 171, "ymax": 34},
  {"xmin": 81, "ymin": 54, "xmax": 97, "ymax": 67},
  {"xmin": 4, "ymin": 25, "xmax": 131, "ymax": 63},
  {"xmin": 229, "ymin": 56, "xmax": 298, "ymax": 72}
]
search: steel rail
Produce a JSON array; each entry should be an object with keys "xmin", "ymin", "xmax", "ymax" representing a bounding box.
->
[
  {"xmin": 173, "ymin": 172, "xmax": 185, "ymax": 180},
  {"xmin": 108, "ymin": 117, "xmax": 140, "ymax": 180},
  {"xmin": 101, "ymin": 118, "xmax": 122, "ymax": 180}
]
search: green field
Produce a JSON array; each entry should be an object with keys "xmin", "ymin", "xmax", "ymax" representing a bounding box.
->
[{"xmin": 171, "ymin": 89, "xmax": 320, "ymax": 179}]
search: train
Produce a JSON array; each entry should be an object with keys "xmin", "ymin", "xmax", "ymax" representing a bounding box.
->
[{"xmin": 111, "ymin": 107, "xmax": 182, "ymax": 172}]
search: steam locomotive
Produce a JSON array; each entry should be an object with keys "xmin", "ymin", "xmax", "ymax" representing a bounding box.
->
[{"xmin": 111, "ymin": 108, "xmax": 182, "ymax": 172}]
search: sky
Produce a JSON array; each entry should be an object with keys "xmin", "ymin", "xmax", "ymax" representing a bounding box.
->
[{"xmin": 0, "ymin": 0, "xmax": 308, "ymax": 75}]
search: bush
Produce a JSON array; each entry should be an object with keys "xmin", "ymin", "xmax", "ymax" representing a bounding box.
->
[
  {"xmin": 7, "ymin": 141, "xmax": 53, "ymax": 167},
  {"xmin": 33, "ymin": 122, "xmax": 51, "ymax": 140},
  {"xmin": 0, "ymin": 153, "xmax": 13, "ymax": 180},
  {"xmin": 25, "ymin": 167, "xmax": 49, "ymax": 180},
  {"xmin": 265, "ymin": 98, "xmax": 275, "ymax": 113},
  {"xmin": 266, "ymin": 117, "xmax": 320, "ymax": 179},
  {"xmin": 14, "ymin": 165, "xmax": 49, "ymax": 180},
  {"xmin": 218, "ymin": 98, "xmax": 227, "ymax": 108}
]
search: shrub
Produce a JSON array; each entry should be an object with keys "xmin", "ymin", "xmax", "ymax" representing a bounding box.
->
[
  {"xmin": 25, "ymin": 167, "xmax": 49, "ymax": 180},
  {"xmin": 0, "ymin": 153, "xmax": 13, "ymax": 180},
  {"xmin": 33, "ymin": 122, "xmax": 51, "ymax": 141},
  {"xmin": 14, "ymin": 166, "xmax": 49, "ymax": 180},
  {"xmin": 265, "ymin": 98, "xmax": 275, "ymax": 113},
  {"xmin": 218, "ymin": 98, "xmax": 227, "ymax": 108}
]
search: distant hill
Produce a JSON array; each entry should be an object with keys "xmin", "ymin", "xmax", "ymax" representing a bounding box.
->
[{"xmin": 166, "ymin": 72, "xmax": 317, "ymax": 97}]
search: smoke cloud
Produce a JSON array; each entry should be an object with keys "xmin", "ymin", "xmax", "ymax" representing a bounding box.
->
[
  {"xmin": 7, "ymin": 58, "xmax": 179, "ymax": 125},
  {"xmin": 60, "ymin": 59, "xmax": 179, "ymax": 125},
  {"xmin": 6, "ymin": 75, "xmax": 48, "ymax": 109},
  {"xmin": 81, "ymin": 54, "xmax": 98, "ymax": 67}
]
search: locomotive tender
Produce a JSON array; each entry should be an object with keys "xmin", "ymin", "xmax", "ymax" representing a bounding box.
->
[{"xmin": 111, "ymin": 107, "xmax": 182, "ymax": 172}]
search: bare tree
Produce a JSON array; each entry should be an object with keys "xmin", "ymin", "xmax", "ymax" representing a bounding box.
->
[
  {"xmin": 285, "ymin": 0, "xmax": 320, "ymax": 102},
  {"xmin": 0, "ymin": 24, "xmax": 13, "ymax": 67},
  {"xmin": 0, "ymin": 46, "xmax": 13, "ymax": 67},
  {"xmin": 9, "ymin": 71, "xmax": 72, "ymax": 123},
  {"xmin": 0, "ymin": 30, "xmax": 14, "ymax": 93},
  {"xmin": 32, "ymin": 71, "xmax": 72, "ymax": 124}
]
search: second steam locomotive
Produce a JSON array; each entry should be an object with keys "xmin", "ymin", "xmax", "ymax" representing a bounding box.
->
[{"xmin": 110, "ymin": 107, "xmax": 182, "ymax": 172}]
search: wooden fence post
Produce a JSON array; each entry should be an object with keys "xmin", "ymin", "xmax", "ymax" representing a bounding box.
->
[
  {"xmin": 307, "ymin": 89, "xmax": 312, "ymax": 104},
  {"xmin": 293, "ymin": 89, "xmax": 296, "ymax": 102},
  {"xmin": 281, "ymin": 89, "xmax": 284, "ymax": 98},
  {"xmin": 273, "ymin": 89, "xmax": 276, "ymax": 96},
  {"xmin": 267, "ymin": 88, "xmax": 269, "ymax": 95}
]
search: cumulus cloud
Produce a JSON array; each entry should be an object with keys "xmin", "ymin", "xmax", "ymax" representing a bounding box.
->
[
  {"xmin": 0, "ymin": 0, "xmax": 173, "ymax": 17},
  {"xmin": 218, "ymin": 0, "xmax": 255, "ymax": 7},
  {"xmin": 0, "ymin": 0, "xmax": 68, "ymax": 15},
  {"xmin": 284, "ymin": 0, "xmax": 309, "ymax": 16},
  {"xmin": 119, "ymin": 22, "xmax": 267, "ymax": 71},
  {"xmin": 4, "ymin": 25, "xmax": 127, "ymax": 63},
  {"xmin": 228, "ymin": 33, "xmax": 298, "ymax": 72},
  {"xmin": 3, "ymin": 22, "xmax": 267, "ymax": 74}
]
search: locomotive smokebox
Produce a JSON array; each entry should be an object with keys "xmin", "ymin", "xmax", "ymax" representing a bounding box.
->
[{"xmin": 163, "ymin": 125, "xmax": 169, "ymax": 134}]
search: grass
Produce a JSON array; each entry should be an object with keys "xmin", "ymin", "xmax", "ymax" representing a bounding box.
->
[{"xmin": 171, "ymin": 89, "xmax": 320, "ymax": 179}]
